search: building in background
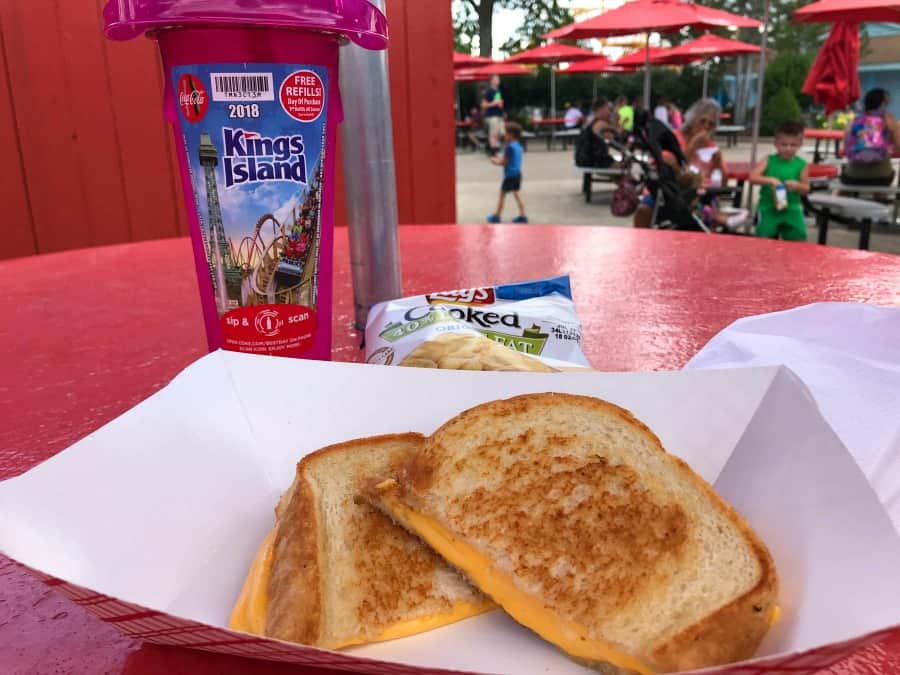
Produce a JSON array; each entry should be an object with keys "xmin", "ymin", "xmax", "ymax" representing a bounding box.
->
[{"xmin": 859, "ymin": 23, "xmax": 900, "ymax": 117}]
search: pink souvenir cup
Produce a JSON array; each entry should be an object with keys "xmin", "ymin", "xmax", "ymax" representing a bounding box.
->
[{"xmin": 103, "ymin": 1, "xmax": 388, "ymax": 360}]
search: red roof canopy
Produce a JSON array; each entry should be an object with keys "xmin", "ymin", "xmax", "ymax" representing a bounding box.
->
[
  {"xmin": 507, "ymin": 43, "xmax": 597, "ymax": 65},
  {"xmin": 544, "ymin": 0, "xmax": 761, "ymax": 40},
  {"xmin": 653, "ymin": 33, "xmax": 762, "ymax": 65},
  {"xmin": 794, "ymin": 0, "xmax": 900, "ymax": 23}
]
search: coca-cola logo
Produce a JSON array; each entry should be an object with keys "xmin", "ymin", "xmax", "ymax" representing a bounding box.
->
[{"xmin": 177, "ymin": 73, "xmax": 208, "ymax": 123}]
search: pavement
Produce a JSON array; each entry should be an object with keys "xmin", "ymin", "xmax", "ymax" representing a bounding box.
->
[{"xmin": 455, "ymin": 140, "xmax": 900, "ymax": 256}]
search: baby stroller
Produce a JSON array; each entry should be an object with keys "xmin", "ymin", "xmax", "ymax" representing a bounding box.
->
[{"xmin": 622, "ymin": 113, "xmax": 743, "ymax": 234}]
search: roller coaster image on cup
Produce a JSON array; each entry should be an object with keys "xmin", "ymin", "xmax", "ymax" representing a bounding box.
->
[{"xmin": 195, "ymin": 130, "xmax": 323, "ymax": 316}]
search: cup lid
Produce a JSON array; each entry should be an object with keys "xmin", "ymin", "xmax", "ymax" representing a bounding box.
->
[{"xmin": 103, "ymin": 0, "xmax": 388, "ymax": 50}]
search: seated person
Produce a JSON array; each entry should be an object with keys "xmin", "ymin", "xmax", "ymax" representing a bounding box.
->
[
  {"xmin": 564, "ymin": 102, "xmax": 585, "ymax": 129},
  {"xmin": 633, "ymin": 98, "xmax": 746, "ymax": 229},
  {"xmin": 575, "ymin": 98, "xmax": 618, "ymax": 168},
  {"xmin": 842, "ymin": 88, "xmax": 899, "ymax": 186}
]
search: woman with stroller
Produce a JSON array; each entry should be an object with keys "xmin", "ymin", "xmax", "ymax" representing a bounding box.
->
[{"xmin": 633, "ymin": 98, "xmax": 746, "ymax": 230}]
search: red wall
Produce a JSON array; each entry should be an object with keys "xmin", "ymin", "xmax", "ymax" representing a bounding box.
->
[{"xmin": 0, "ymin": 0, "xmax": 455, "ymax": 260}]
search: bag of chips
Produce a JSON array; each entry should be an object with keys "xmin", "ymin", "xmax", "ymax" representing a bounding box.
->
[{"xmin": 364, "ymin": 276, "xmax": 589, "ymax": 371}]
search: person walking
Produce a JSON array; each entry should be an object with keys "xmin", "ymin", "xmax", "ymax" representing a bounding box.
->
[
  {"xmin": 486, "ymin": 123, "xmax": 527, "ymax": 223},
  {"xmin": 482, "ymin": 75, "xmax": 505, "ymax": 156}
]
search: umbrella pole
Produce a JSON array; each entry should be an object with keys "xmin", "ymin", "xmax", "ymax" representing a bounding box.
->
[
  {"xmin": 749, "ymin": 0, "xmax": 771, "ymax": 172},
  {"xmin": 592, "ymin": 75, "xmax": 597, "ymax": 102},
  {"xmin": 702, "ymin": 62, "xmax": 709, "ymax": 99},
  {"xmin": 551, "ymin": 65, "xmax": 557, "ymax": 119},
  {"xmin": 551, "ymin": 66, "xmax": 557, "ymax": 148},
  {"xmin": 643, "ymin": 32, "xmax": 651, "ymax": 111}
]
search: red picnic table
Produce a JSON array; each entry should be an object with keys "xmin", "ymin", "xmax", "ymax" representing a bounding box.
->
[
  {"xmin": 2, "ymin": 225, "xmax": 900, "ymax": 674},
  {"xmin": 725, "ymin": 161, "xmax": 840, "ymax": 208},
  {"xmin": 804, "ymin": 128, "xmax": 844, "ymax": 163}
]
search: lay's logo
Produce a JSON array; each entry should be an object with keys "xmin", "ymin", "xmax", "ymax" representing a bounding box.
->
[
  {"xmin": 222, "ymin": 128, "xmax": 307, "ymax": 189},
  {"xmin": 426, "ymin": 287, "xmax": 495, "ymax": 306}
]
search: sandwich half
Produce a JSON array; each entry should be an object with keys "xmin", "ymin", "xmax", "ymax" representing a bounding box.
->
[
  {"xmin": 366, "ymin": 394, "xmax": 778, "ymax": 674},
  {"xmin": 229, "ymin": 433, "xmax": 491, "ymax": 648}
]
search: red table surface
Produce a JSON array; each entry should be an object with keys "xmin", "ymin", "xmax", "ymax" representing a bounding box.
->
[
  {"xmin": 805, "ymin": 129, "xmax": 845, "ymax": 141},
  {"xmin": 726, "ymin": 161, "xmax": 839, "ymax": 182},
  {"xmin": 2, "ymin": 225, "xmax": 900, "ymax": 675},
  {"xmin": 530, "ymin": 117, "xmax": 566, "ymax": 125}
]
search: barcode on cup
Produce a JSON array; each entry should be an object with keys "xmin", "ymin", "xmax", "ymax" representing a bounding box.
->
[{"xmin": 210, "ymin": 73, "xmax": 275, "ymax": 101}]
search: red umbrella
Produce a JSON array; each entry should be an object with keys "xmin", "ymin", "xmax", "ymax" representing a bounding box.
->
[
  {"xmin": 653, "ymin": 33, "xmax": 764, "ymax": 98},
  {"xmin": 543, "ymin": 0, "xmax": 761, "ymax": 109},
  {"xmin": 560, "ymin": 56, "xmax": 636, "ymax": 74},
  {"xmin": 802, "ymin": 22, "xmax": 861, "ymax": 114},
  {"xmin": 507, "ymin": 44, "xmax": 597, "ymax": 119},
  {"xmin": 794, "ymin": 0, "xmax": 900, "ymax": 23},
  {"xmin": 653, "ymin": 33, "xmax": 762, "ymax": 65},
  {"xmin": 455, "ymin": 62, "xmax": 532, "ymax": 83},
  {"xmin": 545, "ymin": 0, "xmax": 761, "ymax": 40},
  {"xmin": 454, "ymin": 52, "xmax": 492, "ymax": 69},
  {"xmin": 507, "ymin": 43, "xmax": 597, "ymax": 64},
  {"xmin": 614, "ymin": 47, "xmax": 676, "ymax": 67}
]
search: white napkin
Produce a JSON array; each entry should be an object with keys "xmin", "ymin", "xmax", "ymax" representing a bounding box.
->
[{"xmin": 685, "ymin": 302, "xmax": 900, "ymax": 532}]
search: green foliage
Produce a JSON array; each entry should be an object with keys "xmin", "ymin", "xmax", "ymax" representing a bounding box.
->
[
  {"xmin": 763, "ymin": 52, "xmax": 814, "ymax": 109},
  {"xmin": 760, "ymin": 87, "xmax": 802, "ymax": 135},
  {"xmin": 498, "ymin": 0, "xmax": 574, "ymax": 55},
  {"xmin": 452, "ymin": 0, "xmax": 480, "ymax": 54}
]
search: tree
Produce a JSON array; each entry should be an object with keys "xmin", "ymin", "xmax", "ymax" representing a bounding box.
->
[
  {"xmin": 760, "ymin": 87, "xmax": 802, "ymax": 135},
  {"xmin": 452, "ymin": 0, "xmax": 574, "ymax": 58},
  {"xmin": 499, "ymin": 0, "xmax": 574, "ymax": 55}
]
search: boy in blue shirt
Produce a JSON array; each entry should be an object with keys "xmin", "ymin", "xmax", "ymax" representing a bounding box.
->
[{"xmin": 487, "ymin": 122, "xmax": 528, "ymax": 223}]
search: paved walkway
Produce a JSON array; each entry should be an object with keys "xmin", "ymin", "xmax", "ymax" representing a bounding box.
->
[{"xmin": 456, "ymin": 141, "xmax": 900, "ymax": 255}]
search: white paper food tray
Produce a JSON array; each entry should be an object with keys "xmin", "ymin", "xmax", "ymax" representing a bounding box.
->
[{"xmin": 1, "ymin": 351, "xmax": 899, "ymax": 675}]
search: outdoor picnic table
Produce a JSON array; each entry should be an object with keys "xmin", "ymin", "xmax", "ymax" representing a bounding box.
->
[
  {"xmin": 725, "ymin": 161, "xmax": 839, "ymax": 208},
  {"xmin": 3, "ymin": 225, "xmax": 900, "ymax": 674},
  {"xmin": 805, "ymin": 128, "xmax": 844, "ymax": 163},
  {"xmin": 531, "ymin": 117, "xmax": 576, "ymax": 150}
]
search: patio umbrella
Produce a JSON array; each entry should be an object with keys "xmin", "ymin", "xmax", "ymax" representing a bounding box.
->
[
  {"xmin": 561, "ymin": 56, "xmax": 637, "ymax": 74},
  {"xmin": 794, "ymin": 0, "xmax": 900, "ymax": 23},
  {"xmin": 654, "ymin": 33, "xmax": 763, "ymax": 98},
  {"xmin": 614, "ymin": 46, "xmax": 675, "ymax": 67},
  {"xmin": 556, "ymin": 55, "xmax": 636, "ymax": 101},
  {"xmin": 544, "ymin": 0, "xmax": 761, "ymax": 110},
  {"xmin": 801, "ymin": 22, "xmax": 861, "ymax": 115},
  {"xmin": 507, "ymin": 44, "xmax": 597, "ymax": 120}
]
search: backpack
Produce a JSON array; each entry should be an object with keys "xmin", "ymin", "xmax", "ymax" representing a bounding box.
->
[
  {"xmin": 611, "ymin": 177, "xmax": 640, "ymax": 217},
  {"xmin": 847, "ymin": 113, "xmax": 891, "ymax": 163},
  {"xmin": 575, "ymin": 125, "xmax": 612, "ymax": 168}
]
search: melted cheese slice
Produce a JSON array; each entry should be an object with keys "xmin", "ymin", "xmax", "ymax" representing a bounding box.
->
[
  {"xmin": 376, "ymin": 490, "xmax": 657, "ymax": 675},
  {"xmin": 228, "ymin": 529, "xmax": 493, "ymax": 645}
]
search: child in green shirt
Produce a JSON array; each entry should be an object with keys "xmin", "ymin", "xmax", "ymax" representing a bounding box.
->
[{"xmin": 749, "ymin": 120, "xmax": 811, "ymax": 241}]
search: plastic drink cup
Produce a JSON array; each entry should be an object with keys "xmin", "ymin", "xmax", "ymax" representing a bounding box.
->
[
  {"xmin": 775, "ymin": 184, "xmax": 788, "ymax": 211},
  {"xmin": 103, "ymin": 1, "xmax": 388, "ymax": 360}
]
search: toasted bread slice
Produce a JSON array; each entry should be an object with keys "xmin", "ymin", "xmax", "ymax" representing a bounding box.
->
[
  {"xmin": 230, "ymin": 433, "xmax": 491, "ymax": 649},
  {"xmin": 366, "ymin": 395, "xmax": 778, "ymax": 674}
]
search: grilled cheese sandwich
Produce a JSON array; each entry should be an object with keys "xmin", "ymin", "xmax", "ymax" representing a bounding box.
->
[
  {"xmin": 367, "ymin": 394, "xmax": 779, "ymax": 673},
  {"xmin": 229, "ymin": 434, "xmax": 491, "ymax": 648}
]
